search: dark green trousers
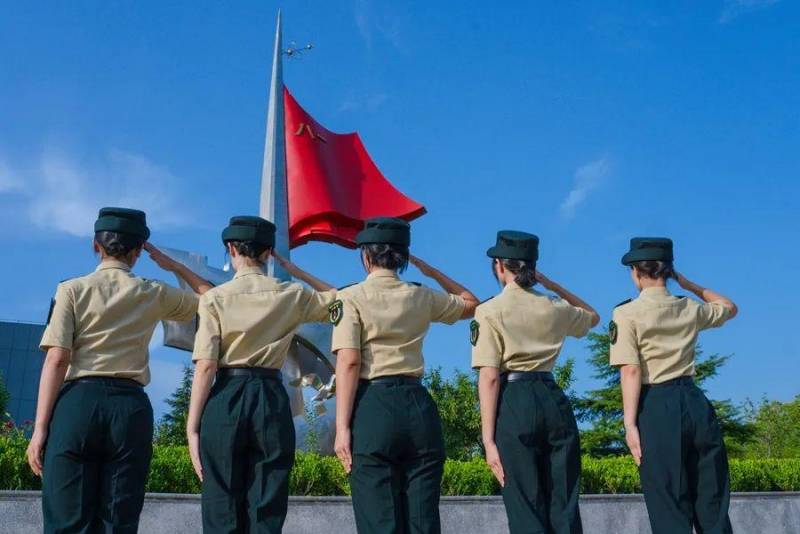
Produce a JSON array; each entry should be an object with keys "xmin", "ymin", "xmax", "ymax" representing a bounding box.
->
[
  {"xmin": 350, "ymin": 378, "xmax": 446, "ymax": 534},
  {"xmin": 42, "ymin": 378, "xmax": 153, "ymax": 534},
  {"xmin": 495, "ymin": 376, "xmax": 583, "ymax": 534},
  {"xmin": 199, "ymin": 374, "xmax": 295, "ymax": 534},
  {"xmin": 638, "ymin": 377, "xmax": 732, "ymax": 534}
]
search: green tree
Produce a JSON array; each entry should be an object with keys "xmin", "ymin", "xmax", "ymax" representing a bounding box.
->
[
  {"xmin": 574, "ymin": 329, "xmax": 754, "ymax": 457},
  {"xmin": 154, "ymin": 365, "xmax": 193, "ymax": 445},
  {"xmin": 743, "ymin": 396, "xmax": 800, "ymax": 458},
  {"xmin": 425, "ymin": 359, "xmax": 576, "ymax": 461},
  {"xmin": 0, "ymin": 371, "xmax": 10, "ymax": 423}
]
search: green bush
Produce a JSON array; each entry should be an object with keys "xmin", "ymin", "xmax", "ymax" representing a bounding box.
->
[{"xmin": 1, "ymin": 433, "xmax": 799, "ymax": 494}]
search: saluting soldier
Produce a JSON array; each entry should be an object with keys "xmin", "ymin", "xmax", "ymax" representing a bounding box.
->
[
  {"xmin": 471, "ymin": 231, "xmax": 599, "ymax": 534},
  {"xmin": 186, "ymin": 216, "xmax": 336, "ymax": 534},
  {"xmin": 610, "ymin": 238, "xmax": 738, "ymax": 534},
  {"xmin": 331, "ymin": 217, "xmax": 479, "ymax": 534},
  {"xmin": 27, "ymin": 207, "xmax": 211, "ymax": 533}
]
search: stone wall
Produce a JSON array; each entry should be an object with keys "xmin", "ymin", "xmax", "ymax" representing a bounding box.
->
[{"xmin": 1, "ymin": 492, "xmax": 798, "ymax": 534}]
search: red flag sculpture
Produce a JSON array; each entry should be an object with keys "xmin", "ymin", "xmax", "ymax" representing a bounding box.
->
[{"xmin": 284, "ymin": 88, "xmax": 426, "ymax": 248}]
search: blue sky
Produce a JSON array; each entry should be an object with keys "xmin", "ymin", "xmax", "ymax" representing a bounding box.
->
[{"xmin": 1, "ymin": 1, "xmax": 798, "ymax": 418}]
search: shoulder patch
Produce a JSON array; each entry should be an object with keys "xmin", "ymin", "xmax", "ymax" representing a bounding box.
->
[
  {"xmin": 328, "ymin": 299, "xmax": 344, "ymax": 326},
  {"xmin": 614, "ymin": 298, "xmax": 632, "ymax": 309},
  {"xmin": 608, "ymin": 320, "xmax": 618, "ymax": 344},
  {"xmin": 469, "ymin": 320, "xmax": 480, "ymax": 346}
]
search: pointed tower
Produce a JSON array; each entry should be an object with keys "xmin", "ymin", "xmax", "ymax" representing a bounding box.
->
[{"xmin": 259, "ymin": 10, "xmax": 290, "ymax": 280}]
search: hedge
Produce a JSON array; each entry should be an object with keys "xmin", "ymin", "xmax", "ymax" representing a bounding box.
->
[{"xmin": 2, "ymin": 435, "xmax": 799, "ymax": 494}]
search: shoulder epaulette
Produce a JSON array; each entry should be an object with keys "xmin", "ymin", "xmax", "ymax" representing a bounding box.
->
[
  {"xmin": 337, "ymin": 283, "xmax": 357, "ymax": 291},
  {"xmin": 409, "ymin": 281, "xmax": 422, "ymax": 287},
  {"xmin": 614, "ymin": 298, "xmax": 632, "ymax": 308},
  {"xmin": 478, "ymin": 296, "xmax": 495, "ymax": 305},
  {"xmin": 675, "ymin": 295, "xmax": 687, "ymax": 299}
]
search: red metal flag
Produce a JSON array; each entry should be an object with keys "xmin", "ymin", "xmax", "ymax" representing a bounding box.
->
[{"xmin": 283, "ymin": 87, "xmax": 426, "ymax": 248}]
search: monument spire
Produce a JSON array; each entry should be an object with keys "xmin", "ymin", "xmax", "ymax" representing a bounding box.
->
[{"xmin": 259, "ymin": 9, "xmax": 290, "ymax": 279}]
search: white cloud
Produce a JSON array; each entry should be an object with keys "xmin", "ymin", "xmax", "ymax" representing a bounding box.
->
[
  {"xmin": 719, "ymin": 0, "xmax": 780, "ymax": 23},
  {"xmin": 339, "ymin": 92, "xmax": 388, "ymax": 113},
  {"xmin": 0, "ymin": 159, "xmax": 22, "ymax": 193},
  {"xmin": 354, "ymin": 0, "xmax": 404, "ymax": 52},
  {"xmin": 559, "ymin": 157, "xmax": 612, "ymax": 220},
  {"xmin": 0, "ymin": 148, "xmax": 191, "ymax": 237}
]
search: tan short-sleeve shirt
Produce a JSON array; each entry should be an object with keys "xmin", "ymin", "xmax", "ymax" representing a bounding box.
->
[
  {"xmin": 471, "ymin": 282, "xmax": 594, "ymax": 372},
  {"xmin": 192, "ymin": 266, "xmax": 336, "ymax": 369},
  {"xmin": 39, "ymin": 259, "xmax": 199, "ymax": 385},
  {"xmin": 330, "ymin": 269, "xmax": 465, "ymax": 379},
  {"xmin": 609, "ymin": 286, "xmax": 732, "ymax": 384}
]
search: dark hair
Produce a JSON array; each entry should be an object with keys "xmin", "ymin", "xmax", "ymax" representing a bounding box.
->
[
  {"xmin": 631, "ymin": 260, "xmax": 675, "ymax": 281},
  {"xmin": 95, "ymin": 231, "xmax": 144, "ymax": 259},
  {"xmin": 361, "ymin": 243, "xmax": 409, "ymax": 273},
  {"xmin": 227, "ymin": 241, "xmax": 271, "ymax": 264},
  {"xmin": 492, "ymin": 258, "xmax": 537, "ymax": 288}
]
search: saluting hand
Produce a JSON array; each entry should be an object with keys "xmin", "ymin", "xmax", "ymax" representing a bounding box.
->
[
  {"xmin": 334, "ymin": 427, "xmax": 353, "ymax": 474},
  {"xmin": 484, "ymin": 441, "xmax": 505, "ymax": 487},
  {"xmin": 534, "ymin": 270, "xmax": 555, "ymax": 291},
  {"xmin": 188, "ymin": 431, "xmax": 203, "ymax": 482},
  {"xmin": 26, "ymin": 429, "xmax": 47, "ymax": 477},
  {"xmin": 271, "ymin": 249, "xmax": 290, "ymax": 268},
  {"xmin": 625, "ymin": 425, "xmax": 643, "ymax": 466},
  {"xmin": 409, "ymin": 254, "xmax": 436, "ymax": 277},
  {"xmin": 144, "ymin": 243, "xmax": 179, "ymax": 272}
]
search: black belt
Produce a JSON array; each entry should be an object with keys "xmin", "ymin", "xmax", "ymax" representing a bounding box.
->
[
  {"xmin": 217, "ymin": 367, "xmax": 282, "ymax": 380},
  {"xmin": 502, "ymin": 371, "xmax": 554, "ymax": 383},
  {"xmin": 644, "ymin": 376, "xmax": 694, "ymax": 388},
  {"xmin": 70, "ymin": 376, "xmax": 143, "ymax": 389},
  {"xmin": 362, "ymin": 375, "xmax": 421, "ymax": 386}
]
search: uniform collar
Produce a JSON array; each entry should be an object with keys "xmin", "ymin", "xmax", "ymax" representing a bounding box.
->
[
  {"xmin": 502, "ymin": 280, "xmax": 526, "ymax": 292},
  {"xmin": 96, "ymin": 259, "xmax": 132, "ymax": 272},
  {"xmin": 234, "ymin": 265, "xmax": 267, "ymax": 279},
  {"xmin": 366, "ymin": 268, "xmax": 399, "ymax": 281},
  {"xmin": 640, "ymin": 286, "xmax": 671, "ymax": 299}
]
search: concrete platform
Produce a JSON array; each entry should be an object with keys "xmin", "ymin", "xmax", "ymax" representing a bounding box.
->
[{"xmin": 1, "ymin": 491, "xmax": 798, "ymax": 533}]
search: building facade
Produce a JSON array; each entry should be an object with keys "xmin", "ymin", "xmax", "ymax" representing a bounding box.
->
[{"xmin": 0, "ymin": 321, "xmax": 45, "ymax": 425}]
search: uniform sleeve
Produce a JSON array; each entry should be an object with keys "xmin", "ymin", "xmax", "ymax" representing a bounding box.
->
[
  {"xmin": 39, "ymin": 283, "xmax": 75, "ymax": 351},
  {"xmin": 696, "ymin": 301, "xmax": 732, "ymax": 331},
  {"xmin": 470, "ymin": 307, "xmax": 504, "ymax": 369},
  {"xmin": 158, "ymin": 282, "xmax": 199, "ymax": 322},
  {"xmin": 192, "ymin": 295, "xmax": 221, "ymax": 362},
  {"xmin": 608, "ymin": 309, "xmax": 639, "ymax": 367},
  {"xmin": 555, "ymin": 299, "xmax": 595, "ymax": 338},
  {"xmin": 302, "ymin": 288, "xmax": 338, "ymax": 323},
  {"xmin": 429, "ymin": 288, "xmax": 466, "ymax": 325},
  {"xmin": 330, "ymin": 295, "xmax": 362, "ymax": 352}
]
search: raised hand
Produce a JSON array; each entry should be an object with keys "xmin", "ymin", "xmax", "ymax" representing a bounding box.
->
[
  {"xmin": 534, "ymin": 270, "xmax": 555, "ymax": 290},
  {"xmin": 409, "ymin": 254, "xmax": 436, "ymax": 277},
  {"xmin": 144, "ymin": 242, "xmax": 179, "ymax": 272}
]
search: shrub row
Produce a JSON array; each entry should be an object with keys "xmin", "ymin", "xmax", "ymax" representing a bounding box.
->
[{"xmin": 2, "ymin": 436, "xmax": 799, "ymax": 495}]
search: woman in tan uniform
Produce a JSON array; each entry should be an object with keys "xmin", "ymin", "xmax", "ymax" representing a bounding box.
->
[
  {"xmin": 27, "ymin": 207, "xmax": 211, "ymax": 534},
  {"xmin": 610, "ymin": 238, "xmax": 737, "ymax": 534},
  {"xmin": 186, "ymin": 215, "xmax": 336, "ymax": 534},
  {"xmin": 471, "ymin": 231, "xmax": 599, "ymax": 534},
  {"xmin": 331, "ymin": 217, "xmax": 479, "ymax": 534}
]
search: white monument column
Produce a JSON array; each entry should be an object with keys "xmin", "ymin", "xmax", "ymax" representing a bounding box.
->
[{"xmin": 259, "ymin": 10, "xmax": 290, "ymax": 280}]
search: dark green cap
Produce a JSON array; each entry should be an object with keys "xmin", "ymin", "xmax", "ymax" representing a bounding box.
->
[
  {"xmin": 486, "ymin": 230, "xmax": 539, "ymax": 262},
  {"xmin": 355, "ymin": 217, "xmax": 410, "ymax": 247},
  {"xmin": 621, "ymin": 237, "xmax": 673, "ymax": 265},
  {"xmin": 94, "ymin": 207, "xmax": 150, "ymax": 240},
  {"xmin": 221, "ymin": 216, "xmax": 276, "ymax": 246}
]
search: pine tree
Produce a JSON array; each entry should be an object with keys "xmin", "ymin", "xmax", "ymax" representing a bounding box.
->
[
  {"xmin": 0, "ymin": 371, "xmax": 10, "ymax": 423},
  {"xmin": 154, "ymin": 365, "xmax": 194, "ymax": 445},
  {"xmin": 574, "ymin": 329, "xmax": 754, "ymax": 457}
]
